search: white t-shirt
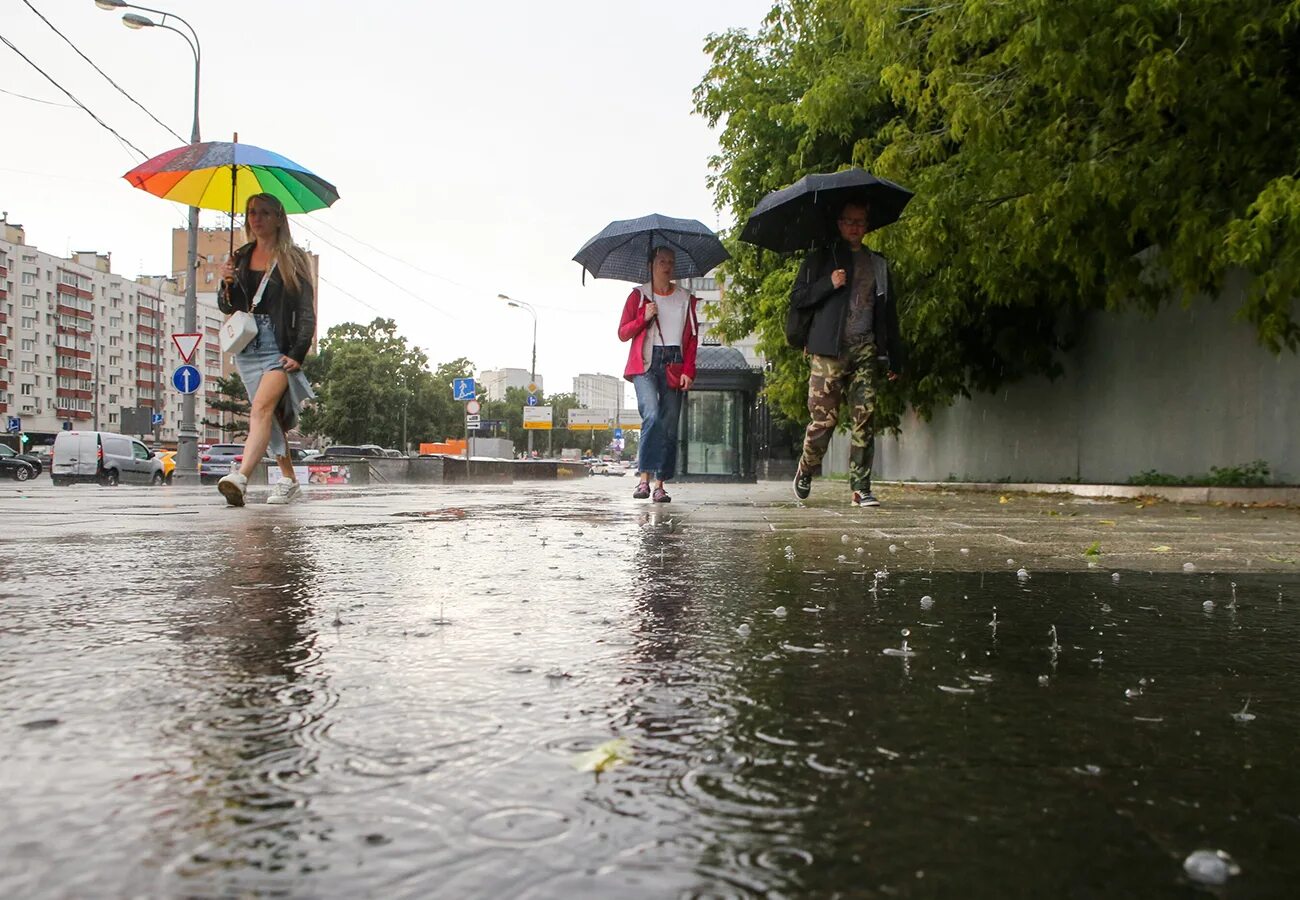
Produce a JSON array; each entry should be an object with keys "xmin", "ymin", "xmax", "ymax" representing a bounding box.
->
[{"xmin": 642, "ymin": 284, "xmax": 689, "ymax": 367}]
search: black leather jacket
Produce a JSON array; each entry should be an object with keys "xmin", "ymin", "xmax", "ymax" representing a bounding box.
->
[
  {"xmin": 217, "ymin": 242, "xmax": 316, "ymax": 363},
  {"xmin": 790, "ymin": 240, "xmax": 906, "ymax": 372}
]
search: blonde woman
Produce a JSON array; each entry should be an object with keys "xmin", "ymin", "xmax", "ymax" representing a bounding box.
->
[{"xmin": 216, "ymin": 193, "xmax": 316, "ymax": 506}]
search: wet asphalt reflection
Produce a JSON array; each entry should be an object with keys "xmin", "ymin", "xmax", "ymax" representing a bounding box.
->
[{"xmin": 2, "ymin": 485, "xmax": 1299, "ymax": 897}]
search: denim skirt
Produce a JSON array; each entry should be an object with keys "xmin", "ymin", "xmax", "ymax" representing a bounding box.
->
[{"xmin": 234, "ymin": 314, "xmax": 315, "ymax": 457}]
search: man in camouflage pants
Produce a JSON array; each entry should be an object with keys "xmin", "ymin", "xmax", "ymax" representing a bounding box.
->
[{"xmin": 789, "ymin": 200, "xmax": 904, "ymax": 507}]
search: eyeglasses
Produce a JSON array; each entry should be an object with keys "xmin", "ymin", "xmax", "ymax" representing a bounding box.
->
[{"xmin": 838, "ymin": 217, "xmax": 868, "ymax": 227}]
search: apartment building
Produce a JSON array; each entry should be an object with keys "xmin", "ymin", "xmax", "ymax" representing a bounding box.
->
[
  {"xmin": 479, "ymin": 367, "xmax": 542, "ymax": 401},
  {"xmin": 573, "ymin": 372, "xmax": 624, "ymax": 410},
  {"xmin": 1, "ymin": 216, "xmax": 227, "ymax": 446}
]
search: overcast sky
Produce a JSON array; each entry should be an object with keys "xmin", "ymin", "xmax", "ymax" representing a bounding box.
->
[{"xmin": 2, "ymin": 0, "xmax": 768, "ymax": 401}]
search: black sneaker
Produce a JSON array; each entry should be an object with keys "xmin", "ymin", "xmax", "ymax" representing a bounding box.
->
[
  {"xmin": 793, "ymin": 470, "xmax": 812, "ymax": 501},
  {"xmin": 852, "ymin": 490, "xmax": 881, "ymax": 507}
]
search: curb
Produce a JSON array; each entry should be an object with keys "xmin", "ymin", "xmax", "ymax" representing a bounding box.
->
[{"xmin": 881, "ymin": 480, "xmax": 1300, "ymax": 507}]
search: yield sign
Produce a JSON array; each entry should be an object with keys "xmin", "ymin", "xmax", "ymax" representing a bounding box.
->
[{"xmin": 172, "ymin": 332, "xmax": 203, "ymax": 363}]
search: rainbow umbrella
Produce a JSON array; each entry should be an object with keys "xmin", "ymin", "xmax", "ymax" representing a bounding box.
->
[{"xmin": 123, "ymin": 137, "xmax": 338, "ymax": 252}]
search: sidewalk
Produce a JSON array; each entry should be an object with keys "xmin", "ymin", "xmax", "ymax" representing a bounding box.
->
[{"xmin": 4, "ymin": 477, "xmax": 1297, "ymax": 573}]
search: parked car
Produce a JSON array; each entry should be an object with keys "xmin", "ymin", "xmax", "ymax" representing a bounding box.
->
[
  {"xmin": 0, "ymin": 444, "xmax": 43, "ymax": 477},
  {"xmin": 384, "ymin": 449, "xmax": 405, "ymax": 458},
  {"xmin": 153, "ymin": 449, "xmax": 176, "ymax": 484},
  {"xmin": 51, "ymin": 431, "xmax": 165, "ymax": 486},
  {"xmin": 199, "ymin": 443, "xmax": 245, "ymax": 482},
  {"xmin": 318, "ymin": 445, "xmax": 384, "ymax": 458},
  {"xmin": 0, "ymin": 447, "xmax": 39, "ymax": 482}
]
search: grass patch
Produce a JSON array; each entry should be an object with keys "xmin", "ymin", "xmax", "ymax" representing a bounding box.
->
[{"xmin": 1127, "ymin": 460, "xmax": 1272, "ymax": 487}]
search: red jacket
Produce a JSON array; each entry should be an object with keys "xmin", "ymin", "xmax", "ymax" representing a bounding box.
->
[{"xmin": 619, "ymin": 286, "xmax": 700, "ymax": 381}]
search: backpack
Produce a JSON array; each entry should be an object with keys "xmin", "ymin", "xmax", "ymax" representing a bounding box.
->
[{"xmin": 784, "ymin": 299, "xmax": 815, "ymax": 350}]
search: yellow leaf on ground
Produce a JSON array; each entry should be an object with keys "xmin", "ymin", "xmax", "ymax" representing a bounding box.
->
[
  {"xmin": 999, "ymin": 495, "xmax": 1010, "ymax": 504},
  {"xmin": 1150, "ymin": 545, "xmax": 1173, "ymax": 552},
  {"xmin": 1099, "ymin": 520, "xmax": 1117, "ymax": 526},
  {"xmin": 573, "ymin": 738, "xmax": 632, "ymax": 774}
]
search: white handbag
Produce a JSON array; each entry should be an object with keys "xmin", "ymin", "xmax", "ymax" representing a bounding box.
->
[{"xmin": 220, "ymin": 261, "xmax": 277, "ymax": 354}]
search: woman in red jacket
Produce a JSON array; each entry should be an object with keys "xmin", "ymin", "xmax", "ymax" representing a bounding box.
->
[{"xmin": 618, "ymin": 247, "xmax": 700, "ymax": 502}]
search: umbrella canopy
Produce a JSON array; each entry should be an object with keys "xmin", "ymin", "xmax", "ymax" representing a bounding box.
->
[
  {"xmin": 574, "ymin": 214, "xmax": 729, "ymax": 283},
  {"xmin": 740, "ymin": 168, "xmax": 913, "ymax": 253},
  {"xmin": 123, "ymin": 140, "xmax": 339, "ymax": 215}
]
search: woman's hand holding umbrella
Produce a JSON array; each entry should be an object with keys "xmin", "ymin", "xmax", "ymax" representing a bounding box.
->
[{"xmin": 643, "ymin": 300, "xmax": 658, "ymax": 321}]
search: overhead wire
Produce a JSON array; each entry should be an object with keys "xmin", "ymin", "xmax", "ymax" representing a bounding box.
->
[
  {"xmin": 19, "ymin": 0, "xmax": 186, "ymax": 144},
  {"xmin": 0, "ymin": 84, "xmax": 75, "ymax": 107},
  {"xmin": 292, "ymin": 218, "xmax": 460, "ymax": 320},
  {"xmin": 0, "ymin": 30, "xmax": 147, "ymax": 158}
]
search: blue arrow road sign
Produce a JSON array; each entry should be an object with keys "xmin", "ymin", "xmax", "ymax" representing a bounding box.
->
[
  {"xmin": 171, "ymin": 364, "xmax": 202, "ymax": 395},
  {"xmin": 6, "ymin": 416, "xmax": 20, "ymax": 433},
  {"xmin": 614, "ymin": 427, "xmax": 624, "ymax": 440},
  {"xmin": 526, "ymin": 394, "xmax": 538, "ymax": 407},
  {"xmin": 151, "ymin": 413, "xmax": 164, "ymax": 426},
  {"xmin": 453, "ymin": 377, "xmax": 476, "ymax": 401}
]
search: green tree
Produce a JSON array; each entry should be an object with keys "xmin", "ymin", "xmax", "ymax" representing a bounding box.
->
[
  {"xmin": 302, "ymin": 319, "xmax": 471, "ymax": 448},
  {"xmin": 696, "ymin": 0, "xmax": 1300, "ymax": 425},
  {"xmin": 201, "ymin": 373, "xmax": 249, "ymax": 438}
]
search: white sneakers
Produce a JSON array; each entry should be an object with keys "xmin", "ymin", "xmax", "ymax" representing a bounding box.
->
[
  {"xmin": 218, "ymin": 472, "xmax": 302, "ymax": 506},
  {"xmin": 266, "ymin": 479, "xmax": 303, "ymax": 505},
  {"xmin": 217, "ymin": 471, "xmax": 248, "ymax": 507}
]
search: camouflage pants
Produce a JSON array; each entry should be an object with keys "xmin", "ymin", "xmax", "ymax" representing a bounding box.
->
[{"xmin": 797, "ymin": 342, "xmax": 877, "ymax": 492}]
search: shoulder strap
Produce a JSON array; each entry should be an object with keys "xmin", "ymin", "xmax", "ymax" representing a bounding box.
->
[{"xmin": 249, "ymin": 260, "xmax": 278, "ymax": 309}]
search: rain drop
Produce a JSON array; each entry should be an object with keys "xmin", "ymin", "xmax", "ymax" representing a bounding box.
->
[
  {"xmin": 1111, "ymin": 572, "xmax": 1121, "ymax": 582},
  {"xmin": 1183, "ymin": 562, "xmax": 1196, "ymax": 572},
  {"xmin": 1017, "ymin": 567, "xmax": 1031, "ymax": 580},
  {"xmin": 736, "ymin": 624, "xmax": 751, "ymax": 637},
  {"xmin": 1203, "ymin": 600, "xmax": 1215, "ymax": 612},
  {"xmin": 920, "ymin": 595, "xmax": 934, "ymax": 610},
  {"xmin": 841, "ymin": 534, "xmax": 850, "ymax": 544},
  {"xmin": 772, "ymin": 606, "xmax": 788, "ymax": 618},
  {"xmin": 889, "ymin": 544, "xmax": 898, "ymax": 553},
  {"xmin": 1183, "ymin": 849, "xmax": 1240, "ymax": 886}
]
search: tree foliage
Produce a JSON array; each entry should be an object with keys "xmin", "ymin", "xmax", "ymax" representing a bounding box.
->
[
  {"xmin": 201, "ymin": 373, "xmax": 249, "ymax": 438},
  {"xmin": 301, "ymin": 318, "xmax": 470, "ymax": 448},
  {"xmin": 695, "ymin": 0, "xmax": 1300, "ymax": 424}
]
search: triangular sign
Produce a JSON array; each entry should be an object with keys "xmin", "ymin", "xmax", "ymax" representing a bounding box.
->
[{"xmin": 172, "ymin": 332, "xmax": 202, "ymax": 363}]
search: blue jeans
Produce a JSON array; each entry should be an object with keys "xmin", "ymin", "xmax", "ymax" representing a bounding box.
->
[{"xmin": 633, "ymin": 345, "xmax": 684, "ymax": 481}]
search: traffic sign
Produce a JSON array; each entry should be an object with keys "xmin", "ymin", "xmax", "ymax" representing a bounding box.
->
[
  {"xmin": 526, "ymin": 394, "xmax": 538, "ymax": 407},
  {"xmin": 151, "ymin": 413, "xmax": 164, "ymax": 426},
  {"xmin": 452, "ymin": 377, "xmax": 476, "ymax": 401},
  {"xmin": 528, "ymin": 382, "xmax": 538, "ymax": 393},
  {"xmin": 62, "ymin": 421, "xmax": 73, "ymax": 431},
  {"xmin": 466, "ymin": 414, "xmax": 481, "ymax": 431},
  {"xmin": 614, "ymin": 427, "xmax": 624, "ymax": 440},
  {"xmin": 172, "ymin": 332, "xmax": 202, "ymax": 363},
  {"xmin": 523, "ymin": 405, "xmax": 553, "ymax": 430},
  {"xmin": 171, "ymin": 364, "xmax": 202, "ymax": 394},
  {"xmin": 465, "ymin": 399, "xmax": 481, "ymax": 415},
  {"xmin": 5, "ymin": 416, "xmax": 19, "ymax": 433}
]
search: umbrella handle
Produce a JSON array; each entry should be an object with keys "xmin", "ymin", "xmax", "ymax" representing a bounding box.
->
[{"xmin": 229, "ymin": 131, "xmax": 238, "ymax": 260}]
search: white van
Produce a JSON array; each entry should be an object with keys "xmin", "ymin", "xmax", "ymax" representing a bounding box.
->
[{"xmin": 52, "ymin": 430, "xmax": 166, "ymax": 486}]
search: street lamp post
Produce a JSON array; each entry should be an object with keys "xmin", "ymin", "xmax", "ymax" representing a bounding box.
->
[
  {"xmin": 96, "ymin": 0, "xmax": 201, "ymax": 479},
  {"xmin": 498, "ymin": 294, "xmax": 537, "ymax": 455}
]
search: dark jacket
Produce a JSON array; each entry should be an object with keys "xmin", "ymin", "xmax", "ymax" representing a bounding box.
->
[
  {"xmin": 217, "ymin": 241, "xmax": 316, "ymax": 363},
  {"xmin": 790, "ymin": 240, "xmax": 906, "ymax": 372}
]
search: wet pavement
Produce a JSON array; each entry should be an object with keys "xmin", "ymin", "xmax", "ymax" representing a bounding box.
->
[{"xmin": 2, "ymin": 478, "xmax": 1299, "ymax": 897}]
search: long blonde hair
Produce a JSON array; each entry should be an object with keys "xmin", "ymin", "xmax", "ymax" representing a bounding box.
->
[{"xmin": 244, "ymin": 192, "xmax": 311, "ymax": 295}]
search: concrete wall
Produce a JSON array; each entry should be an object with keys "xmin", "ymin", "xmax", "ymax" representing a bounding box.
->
[{"xmin": 844, "ymin": 282, "xmax": 1298, "ymax": 484}]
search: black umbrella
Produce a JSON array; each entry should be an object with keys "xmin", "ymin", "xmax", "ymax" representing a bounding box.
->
[
  {"xmin": 740, "ymin": 168, "xmax": 913, "ymax": 252},
  {"xmin": 574, "ymin": 213, "xmax": 729, "ymax": 283}
]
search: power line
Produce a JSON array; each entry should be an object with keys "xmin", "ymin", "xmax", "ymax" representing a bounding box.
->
[
  {"xmin": 304, "ymin": 212, "xmax": 478, "ymax": 295},
  {"xmin": 0, "ymin": 84, "xmax": 75, "ymax": 107},
  {"xmin": 317, "ymin": 274, "xmax": 384, "ymax": 314},
  {"xmin": 304, "ymin": 212, "xmax": 605, "ymax": 317},
  {"xmin": 21, "ymin": 0, "xmax": 186, "ymax": 144},
  {"xmin": 292, "ymin": 218, "xmax": 460, "ymax": 320},
  {"xmin": 0, "ymin": 30, "xmax": 147, "ymax": 158}
]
